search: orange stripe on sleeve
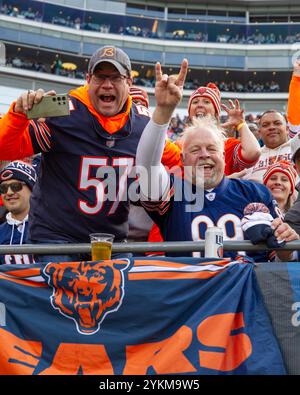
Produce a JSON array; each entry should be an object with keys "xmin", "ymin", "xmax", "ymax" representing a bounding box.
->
[
  {"xmin": 0, "ymin": 102, "xmax": 34, "ymax": 160},
  {"xmin": 287, "ymin": 75, "xmax": 300, "ymax": 125}
]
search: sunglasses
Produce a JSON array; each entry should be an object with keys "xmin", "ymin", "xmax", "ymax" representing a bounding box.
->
[{"xmin": 0, "ymin": 181, "xmax": 26, "ymax": 194}]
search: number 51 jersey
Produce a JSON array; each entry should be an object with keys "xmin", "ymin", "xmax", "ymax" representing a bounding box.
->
[{"xmin": 28, "ymin": 98, "xmax": 150, "ymax": 243}]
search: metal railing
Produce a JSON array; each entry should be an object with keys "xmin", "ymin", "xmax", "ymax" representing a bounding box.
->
[{"xmin": 1, "ymin": 240, "xmax": 300, "ymax": 255}]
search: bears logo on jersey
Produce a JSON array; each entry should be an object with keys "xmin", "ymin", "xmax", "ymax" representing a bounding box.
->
[{"xmin": 43, "ymin": 260, "xmax": 130, "ymax": 335}]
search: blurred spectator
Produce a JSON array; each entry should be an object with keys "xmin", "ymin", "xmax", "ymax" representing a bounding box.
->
[
  {"xmin": 74, "ymin": 17, "xmax": 81, "ymax": 30},
  {"xmin": 245, "ymin": 113, "xmax": 258, "ymax": 123},
  {"xmin": 247, "ymin": 122, "xmax": 264, "ymax": 146},
  {"xmin": 167, "ymin": 116, "xmax": 185, "ymax": 140},
  {"xmin": 51, "ymin": 57, "xmax": 62, "ymax": 75}
]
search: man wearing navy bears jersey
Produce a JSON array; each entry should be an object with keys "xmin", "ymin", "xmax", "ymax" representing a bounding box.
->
[
  {"xmin": 136, "ymin": 59, "xmax": 299, "ymax": 262},
  {"xmin": 0, "ymin": 46, "xmax": 151, "ymax": 262},
  {"xmin": 0, "ymin": 161, "xmax": 36, "ymax": 264}
]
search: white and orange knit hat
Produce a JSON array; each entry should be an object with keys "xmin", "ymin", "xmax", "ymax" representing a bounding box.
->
[
  {"xmin": 188, "ymin": 83, "xmax": 221, "ymax": 118},
  {"xmin": 129, "ymin": 86, "xmax": 149, "ymax": 108},
  {"xmin": 263, "ymin": 160, "xmax": 297, "ymax": 194}
]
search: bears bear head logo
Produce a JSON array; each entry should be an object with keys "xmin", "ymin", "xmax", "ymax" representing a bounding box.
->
[{"xmin": 43, "ymin": 260, "xmax": 130, "ymax": 335}]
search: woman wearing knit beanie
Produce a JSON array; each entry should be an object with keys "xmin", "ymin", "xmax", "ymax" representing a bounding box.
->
[
  {"xmin": 263, "ymin": 160, "xmax": 297, "ymax": 215},
  {"xmin": 187, "ymin": 83, "xmax": 261, "ymax": 176}
]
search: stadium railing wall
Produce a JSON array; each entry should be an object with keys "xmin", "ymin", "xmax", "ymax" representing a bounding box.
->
[{"xmin": 0, "ymin": 240, "xmax": 299, "ymax": 255}]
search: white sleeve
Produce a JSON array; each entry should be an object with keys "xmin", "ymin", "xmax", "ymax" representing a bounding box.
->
[{"xmin": 136, "ymin": 118, "xmax": 170, "ymax": 200}]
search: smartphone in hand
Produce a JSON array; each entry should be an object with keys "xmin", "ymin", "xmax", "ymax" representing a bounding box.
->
[{"xmin": 27, "ymin": 94, "xmax": 70, "ymax": 119}]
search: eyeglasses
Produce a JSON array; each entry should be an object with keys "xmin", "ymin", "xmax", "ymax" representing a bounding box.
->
[
  {"xmin": 91, "ymin": 74, "xmax": 127, "ymax": 85},
  {"xmin": 0, "ymin": 181, "xmax": 26, "ymax": 194}
]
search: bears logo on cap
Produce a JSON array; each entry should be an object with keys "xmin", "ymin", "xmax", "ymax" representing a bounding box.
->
[
  {"xmin": 0, "ymin": 169, "xmax": 14, "ymax": 181},
  {"xmin": 100, "ymin": 47, "xmax": 115, "ymax": 58},
  {"xmin": 88, "ymin": 46, "xmax": 132, "ymax": 78}
]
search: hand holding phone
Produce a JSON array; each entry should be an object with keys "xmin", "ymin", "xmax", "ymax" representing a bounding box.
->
[{"xmin": 26, "ymin": 94, "xmax": 70, "ymax": 119}]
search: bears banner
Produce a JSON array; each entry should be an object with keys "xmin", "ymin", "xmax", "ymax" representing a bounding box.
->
[{"xmin": 0, "ymin": 258, "xmax": 286, "ymax": 375}]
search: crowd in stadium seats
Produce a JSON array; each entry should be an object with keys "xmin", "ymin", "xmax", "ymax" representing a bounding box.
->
[
  {"xmin": 1, "ymin": 1, "xmax": 300, "ymax": 44},
  {"xmin": 5, "ymin": 56, "xmax": 86, "ymax": 79},
  {"xmin": 5, "ymin": 56, "xmax": 282, "ymax": 93},
  {"xmin": 0, "ymin": 3, "xmax": 42, "ymax": 21},
  {"xmin": 182, "ymin": 80, "xmax": 280, "ymax": 93},
  {"xmin": 8, "ymin": 56, "xmax": 47, "ymax": 73},
  {"xmin": 217, "ymin": 80, "xmax": 280, "ymax": 93},
  {"xmin": 216, "ymin": 32, "xmax": 300, "ymax": 44}
]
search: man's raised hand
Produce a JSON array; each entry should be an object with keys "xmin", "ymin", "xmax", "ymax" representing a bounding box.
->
[
  {"xmin": 221, "ymin": 99, "xmax": 245, "ymax": 131},
  {"xmin": 153, "ymin": 59, "xmax": 188, "ymax": 124}
]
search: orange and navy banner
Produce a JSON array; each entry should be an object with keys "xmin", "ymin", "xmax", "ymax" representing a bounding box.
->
[{"xmin": 0, "ymin": 258, "xmax": 285, "ymax": 375}]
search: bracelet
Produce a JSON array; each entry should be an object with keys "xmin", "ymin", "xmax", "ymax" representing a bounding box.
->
[{"xmin": 236, "ymin": 121, "xmax": 246, "ymax": 132}]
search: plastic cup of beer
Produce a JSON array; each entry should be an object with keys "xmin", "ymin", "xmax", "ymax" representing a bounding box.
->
[{"xmin": 90, "ymin": 233, "xmax": 115, "ymax": 260}]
